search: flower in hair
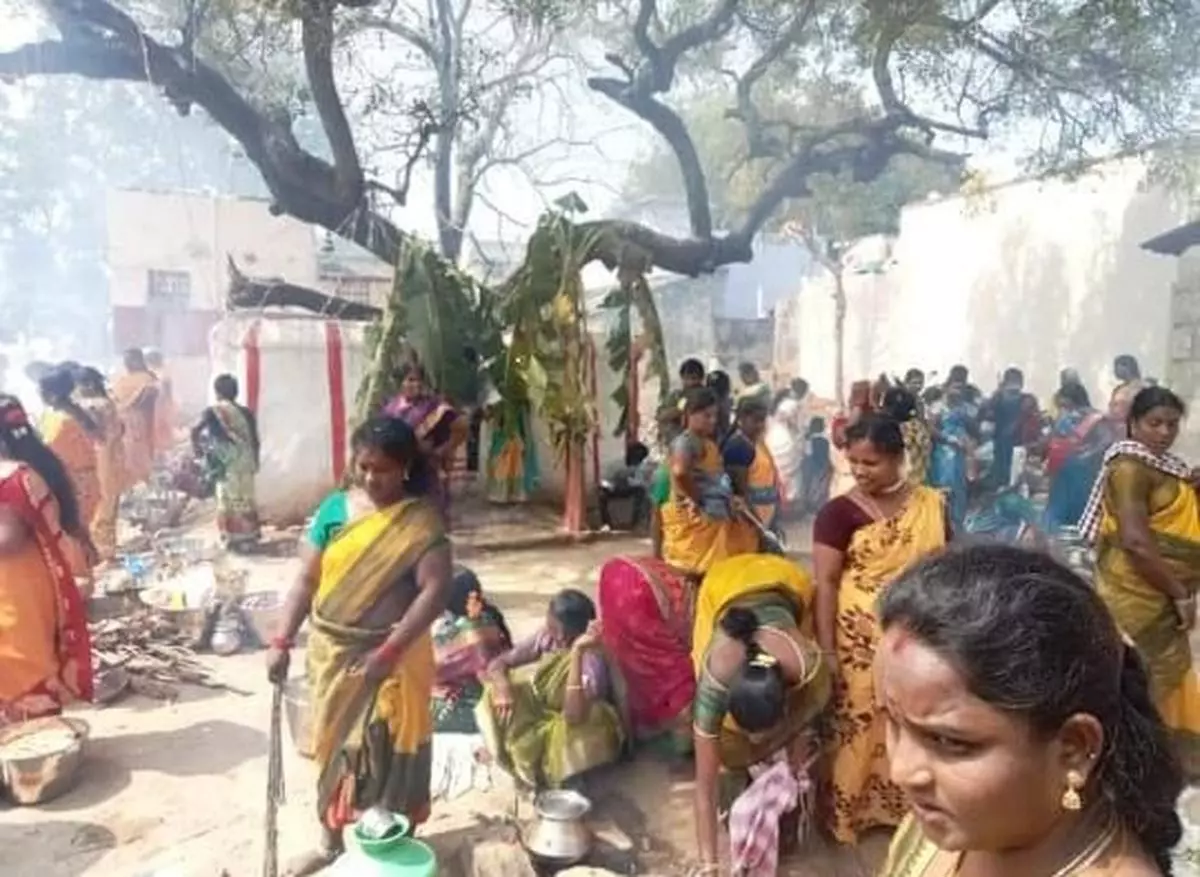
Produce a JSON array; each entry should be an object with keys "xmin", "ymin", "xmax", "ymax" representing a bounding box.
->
[{"xmin": 750, "ymin": 652, "xmax": 778, "ymax": 669}]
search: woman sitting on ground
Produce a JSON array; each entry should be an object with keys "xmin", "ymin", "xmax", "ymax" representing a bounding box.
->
[
  {"xmin": 691, "ymin": 554, "xmax": 831, "ymax": 877},
  {"xmin": 431, "ymin": 565, "xmax": 513, "ymax": 734},
  {"xmin": 877, "ymin": 543, "xmax": 1182, "ymax": 877},
  {"xmin": 477, "ymin": 589, "xmax": 626, "ymax": 789}
]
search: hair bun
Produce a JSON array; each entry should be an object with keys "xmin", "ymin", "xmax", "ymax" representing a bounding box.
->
[{"xmin": 720, "ymin": 606, "xmax": 760, "ymax": 644}]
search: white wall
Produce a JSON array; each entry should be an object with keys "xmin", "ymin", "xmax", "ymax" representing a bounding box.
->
[
  {"xmin": 107, "ymin": 190, "xmax": 319, "ymax": 310},
  {"xmin": 783, "ymin": 157, "xmax": 1192, "ymax": 403}
]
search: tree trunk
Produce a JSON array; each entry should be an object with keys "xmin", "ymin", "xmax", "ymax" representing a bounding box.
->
[
  {"xmin": 562, "ymin": 439, "xmax": 587, "ymax": 534},
  {"xmin": 833, "ymin": 268, "xmax": 847, "ymax": 409}
]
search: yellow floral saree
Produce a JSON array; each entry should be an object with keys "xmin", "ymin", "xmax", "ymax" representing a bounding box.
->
[
  {"xmin": 307, "ymin": 497, "xmax": 447, "ymax": 830},
  {"xmin": 828, "ymin": 486, "xmax": 947, "ymax": 843},
  {"xmin": 1094, "ymin": 456, "xmax": 1200, "ymax": 776}
]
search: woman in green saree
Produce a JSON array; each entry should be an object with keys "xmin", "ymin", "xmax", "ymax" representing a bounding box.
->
[{"xmin": 477, "ymin": 589, "xmax": 626, "ymax": 788}]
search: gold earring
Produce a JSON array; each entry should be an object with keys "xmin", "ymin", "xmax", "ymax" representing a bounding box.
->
[{"xmin": 1061, "ymin": 770, "xmax": 1084, "ymax": 811}]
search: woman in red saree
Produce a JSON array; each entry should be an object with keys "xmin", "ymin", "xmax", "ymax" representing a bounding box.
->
[
  {"xmin": 0, "ymin": 395, "xmax": 93, "ymax": 724},
  {"xmin": 597, "ymin": 555, "xmax": 696, "ymax": 753}
]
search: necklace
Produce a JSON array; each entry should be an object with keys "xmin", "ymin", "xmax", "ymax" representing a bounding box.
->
[{"xmin": 954, "ymin": 813, "xmax": 1119, "ymax": 877}]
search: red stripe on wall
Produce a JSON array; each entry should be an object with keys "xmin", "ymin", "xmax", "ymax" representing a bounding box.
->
[
  {"xmin": 325, "ymin": 321, "xmax": 347, "ymax": 482},
  {"xmin": 244, "ymin": 320, "xmax": 262, "ymax": 416}
]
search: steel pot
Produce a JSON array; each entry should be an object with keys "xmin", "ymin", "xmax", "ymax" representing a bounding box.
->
[{"xmin": 523, "ymin": 790, "xmax": 592, "ymax": 866}]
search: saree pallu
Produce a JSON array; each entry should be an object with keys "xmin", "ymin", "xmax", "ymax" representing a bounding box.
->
[
  {"xmin": 210, "ymin": 402, "xmax": 259, "ymax": 547},
  {"xmin": 692, "ymin": 555, "xmax": 829, "ymax": 770},
  {"xmin": 0, "ymin": 462, "xmax": 93, "ymax": 723},
  {"xmin": 112, "ymin": 372, "xmax": 157, "ymax": 489},
  {"xmin": 476, "ymin": 650, "xmax": 626, "ymax": 788},
  {"xmin": 79, "ymin": 397, "xmax": 125, "ymax": 563},
  {"xmin": 431, "ymin": 611, "xmax": 510, "ymax": 734},
  {"xmin": 829, "ymin": 486, "xmax": 947, "ymax": 843},
  {"xmin": 597, "ymin": 556, "xmax": 696, "ymax": 748},
  {"xmin": 40, "ymin": 409, "xmax": 100, "ymax": 527},
  {"xmin": 307, "ymin": 498, "xmax": 447, "ymax": 830},
  {"xmin": 1094, "ymin": 462, "xmax": 1200, "ymax": 776}
]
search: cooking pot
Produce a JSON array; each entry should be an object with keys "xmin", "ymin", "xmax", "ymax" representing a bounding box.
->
[{"xmin": 523, "ymin": 789, "xmax": 592, "ymax": 866}]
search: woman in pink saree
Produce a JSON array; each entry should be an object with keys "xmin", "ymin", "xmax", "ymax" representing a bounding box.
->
[{"xmin": 383, "ymin": 363, "xmax": 467, "ymax": 517}]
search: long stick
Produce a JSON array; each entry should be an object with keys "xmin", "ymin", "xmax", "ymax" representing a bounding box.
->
[{"xmin": 263, "ymin": 683, "xmax": 285, "ymax": 877}]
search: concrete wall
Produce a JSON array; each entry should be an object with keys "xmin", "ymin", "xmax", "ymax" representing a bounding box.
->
[
  {"xmin": 780, "ymin": 156, "xmax": 1193, "ymax": 404},
  {"xmin": 106, "ymin": 189, "xmax": 392, "ymax": 416}
]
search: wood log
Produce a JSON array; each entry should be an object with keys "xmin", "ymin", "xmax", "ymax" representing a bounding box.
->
[{"xmin": 226, "ymin": 256, "xmax": 382, "ymax": 321}]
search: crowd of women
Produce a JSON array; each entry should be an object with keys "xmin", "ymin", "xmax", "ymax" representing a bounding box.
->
[
  {"xmin": 5, "ymin": 341, "xmax": 1200, "ymax": 877},
  {"xmin": 0, "ymin": 349, "xmax": 183, "ymax": 724},
  {"xmin": 251, "ymin": 349, "xmax": 1200, "ymax": 876}
]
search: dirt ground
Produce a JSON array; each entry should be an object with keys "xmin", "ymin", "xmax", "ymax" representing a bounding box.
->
[
  {"xmin": 5, "ymin": 526, "xmax": 1193, "ymax": 877},
  {"xmin": 1, "ymin": 531, "xmax": 880, "ymax": 877}
]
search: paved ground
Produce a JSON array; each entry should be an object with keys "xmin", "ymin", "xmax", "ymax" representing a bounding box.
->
[{"xmin": 4, "ymin": 524, "xmax": 1196, "ymax": 877}]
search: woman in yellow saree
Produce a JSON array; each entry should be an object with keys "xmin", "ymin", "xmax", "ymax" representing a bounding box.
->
[
  {"xmin": 690, "ymin": 554, "xmax": 831, "ymax": 875},
  {"xmin": 477, "ymin": 590, "xmax": 626, "ymax": 789},
  {"xmin": 111, "ymin": 348, "xmax": 159, "ymax": 490},
  {"xmin": 812, "ymin": 414, "xmax": 948, "ymax": 844},
  {"xmin": 876, "ymin": 544, "xmax": 1182, "ymax": 877},
  {"xmin": 76, "ymin": 367, "xmax": 125, "ymax": 565},
  {"xmin": 145, "ymin": 350, "xmax": 177, "ymax": 460},
  {"xmin": 266, "ymin": 416, "xmax": 453, "ymax": 877},
  {"xmin": 660, "ymin": 387, "xmax": 753, "ymax": 577},
  {"xmin": 38, "ymin": 367, "xmax": 100, "ymax": 578},
  {"xmin": 1078, "ymin": 385, "xmax": 1200, "ymax": 777},
  {"xmin": 723, "ymin": 396, "xmax": 782, "ymax": 547}
]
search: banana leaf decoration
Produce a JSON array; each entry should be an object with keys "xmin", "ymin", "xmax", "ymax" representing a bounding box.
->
[{"xmin": 601, "ymin": 268, "xmax": 669, "ymax": 438}]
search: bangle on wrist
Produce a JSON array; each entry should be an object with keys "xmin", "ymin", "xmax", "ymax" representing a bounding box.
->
[{"xmin": 270, "ymin": 635, "xmax": 294, "ymax": 651}]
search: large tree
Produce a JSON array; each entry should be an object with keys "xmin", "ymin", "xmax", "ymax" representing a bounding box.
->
[
  {"xmin": 2, "ymin": 0, "xmax": 1197, "ymax": 280},
  {"xmin": 337, "ymin": 0, "xmax": 587, "ymax": 262}
]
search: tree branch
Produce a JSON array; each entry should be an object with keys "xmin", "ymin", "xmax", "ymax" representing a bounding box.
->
[
  {"xmin": 345, "ymin": 15, "xmax": 436, "ymax": 60},
  {"xmin": 301, "ymin": 0, "xmax": 364, "ymax": 200},
  {"xmin": 588, "ymin": 76, "xmax": 713, "ymax": 239},
  {"xmin": 227, "ymin": 257, "xmax": 382, "ymax": 320}
]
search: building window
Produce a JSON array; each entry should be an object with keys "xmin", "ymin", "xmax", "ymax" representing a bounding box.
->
[
  {"xmin": 333, "ymin": 278, "xmax": 372, "ymax": 305},
  {"xmin": 147, "ymin": 270, "xmax": 191, "ymax": 309}
]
